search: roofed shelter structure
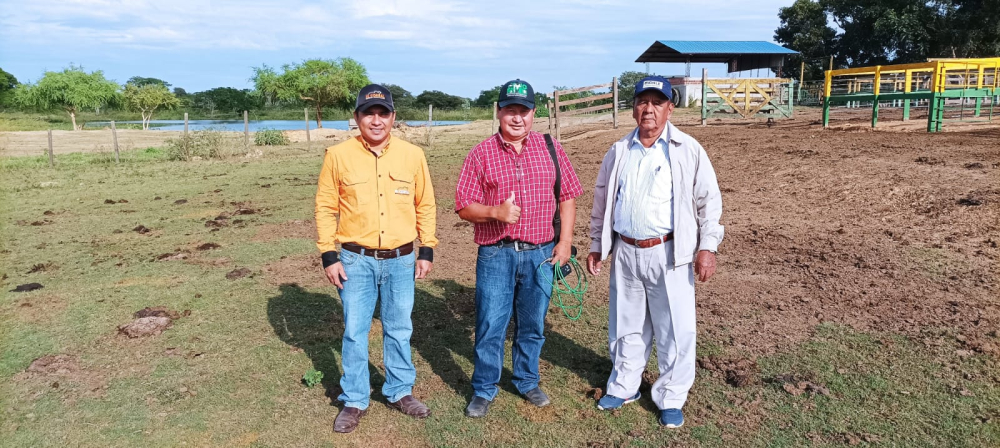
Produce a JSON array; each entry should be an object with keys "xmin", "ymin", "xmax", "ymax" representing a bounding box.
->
[
  {"xmin": 635, "ymin": 41, "xmax": 799, "ymax": 118},
  {"xmin": 636, "ymin": 40, "xmax": 798, "ymax": 77}
]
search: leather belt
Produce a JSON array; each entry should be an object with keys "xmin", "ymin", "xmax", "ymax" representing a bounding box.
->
[
  {"xmin": 341, "ymin": 243, "xmax": 413, "ymax": 260},
  {"xmin": 620, "ymin": 233, "xmax": 673, "ymax": 249},
  {"xmin": 486, "ymin": 238, "xmax": 550, "ymax": 252}
]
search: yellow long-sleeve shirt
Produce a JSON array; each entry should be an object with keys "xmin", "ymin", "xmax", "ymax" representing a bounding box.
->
[{"xmin": 315, "ymin": 135, "xmax": 437, "ymax": 255}]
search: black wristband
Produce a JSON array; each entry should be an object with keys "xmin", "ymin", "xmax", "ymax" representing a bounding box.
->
[
  {"xmin": 417, "ymin": 246, "xmax": 434, "ymax": 262},
  {"xmin": 321, "ymin": 250, "xmax": 340, "ymax": 268}
]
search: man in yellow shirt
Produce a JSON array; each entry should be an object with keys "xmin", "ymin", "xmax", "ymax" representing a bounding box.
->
[{"xmin": 315, "ymin": 84, "xmax": 438, "ymax": 433}]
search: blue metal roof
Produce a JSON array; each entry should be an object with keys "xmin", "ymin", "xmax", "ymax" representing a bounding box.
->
[
  {"xmin": 636, "ymin": 41, "xmax": 798, "ymax": 73},
  {"xmin": 655, "ymin": 40, "xmax": 798, "ymax": 55}
]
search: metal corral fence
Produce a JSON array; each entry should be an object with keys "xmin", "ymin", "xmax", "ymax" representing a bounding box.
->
[
  {"xmin": 700, "ymin": 69, "xmax": 795, "ymax": 122},
  {"xmin": 822, "ymin": 57, "xmax": 1000, "ymax": 132}
]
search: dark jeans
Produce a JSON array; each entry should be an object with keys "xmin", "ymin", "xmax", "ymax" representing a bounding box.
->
[{"xmin": 471, "ymin": 241, "xmax": 554, "ymax": 400}]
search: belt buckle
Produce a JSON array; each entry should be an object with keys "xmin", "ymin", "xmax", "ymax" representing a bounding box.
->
[
  {"xmin": 373, "ymin": 249, "xmax": 385, "ymax": 260},
  {"xmin": 513, "ymin": 241, "xmax": 523, "ymax": 252}
]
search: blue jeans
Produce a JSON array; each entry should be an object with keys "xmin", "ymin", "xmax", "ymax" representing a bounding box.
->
[
  {"xmin": 471, "ymin": 242, "xmax": 554, "ymax": 400},
  {"xmin": 336, "ymin": 250, "xmax": 416, "ymax": 410}
]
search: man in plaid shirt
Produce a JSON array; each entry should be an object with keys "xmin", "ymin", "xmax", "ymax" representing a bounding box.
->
[{"xmin": 455, "ymin": 79, "xmax": 583, "ymax": 418}]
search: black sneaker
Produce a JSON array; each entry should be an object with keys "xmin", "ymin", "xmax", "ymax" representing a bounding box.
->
[
  {"xmin": 465, "ymin": 396, "xmax": 493, "ymax": 418},
  {"xmin": 523, "ymin": 387, "xmax": 551, "ymax": 407}
]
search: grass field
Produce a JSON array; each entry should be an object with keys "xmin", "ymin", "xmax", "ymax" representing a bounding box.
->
[{"xmin": 2, "ymin": 119, "xmax": 999, "ymax": 447}]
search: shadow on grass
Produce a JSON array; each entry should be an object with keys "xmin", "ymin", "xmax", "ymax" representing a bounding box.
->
[
  {"xmin": 266, "ymin": 283, "xmax": 386, "ymax": 406},
  {"xmin": 266, "ymin": 279, "xmax": 607, "ymax": 407},
  {"xmin": 412, "ymin": 279, "xmax": 607, "ymax": 398}
]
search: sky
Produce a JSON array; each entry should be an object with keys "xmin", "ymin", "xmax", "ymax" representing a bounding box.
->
[{"xmin": 0, "ymin": 0, "xmax": 796, "ymax": 98}]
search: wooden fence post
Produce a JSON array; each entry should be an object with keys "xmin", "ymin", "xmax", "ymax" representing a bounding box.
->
[
  {"xmin": 553, "ymin": 92, "xmax": 560, "ymax": 141},
  {"xmin": 612, "ymin": 76, "xmax": 619, "ymax": 129},
  {"xmin": 47, "ymin": 130, "xmax": 54, "ymax": 167},
  {"xmin": 427, "ymin": 104, "xmax": 433, "ymax": 147},
  {"xmin": 111, "ymin": 120, "xmax": 120, "ymax": 163},
  {"xmin": 183, "ymin": 112, "xmax": 190, "ymax": 157},
  {"xmin": 304, "ymin": 108, "xmax": 310, "ymax": 147},
  {"xmin": 243, "ymin": 110, "xmax": 249, "ymax": 147},
  {"xmin": 492, "ymin": 102, "xmax": 497, "ymax": 135},
  {"xmin": 547, "ymin": 100, "xmax": 553, "ymax": 132},
  {"xmin": 702, "ymin": 69, "xmax": 708, "ymax": 126}
]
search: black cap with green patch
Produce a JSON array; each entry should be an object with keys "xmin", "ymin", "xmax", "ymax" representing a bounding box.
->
[{"xmin": 497, "ymin": 79, "xmax": 534, "ymax": 109}]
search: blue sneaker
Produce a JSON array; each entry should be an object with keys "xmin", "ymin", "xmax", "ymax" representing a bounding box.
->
[
  {"xmin": 596, "ymin": 391, "xmax": 641, "ymax": 410},
  {"xmin": 659, "ymin": 408, "xmax": 684, "ymax": 428}
]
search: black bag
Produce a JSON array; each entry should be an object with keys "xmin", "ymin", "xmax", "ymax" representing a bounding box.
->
[{"xmin": 544, "ymin": 134, "xmax": 576, "ymax": 275}]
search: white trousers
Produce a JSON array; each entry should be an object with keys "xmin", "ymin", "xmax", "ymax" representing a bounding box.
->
[{"xmin": 606, "ymin": 236, "xmax": 696, "ymax": 410}]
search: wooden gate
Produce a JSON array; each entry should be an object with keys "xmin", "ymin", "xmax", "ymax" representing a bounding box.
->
[
  {"xmin": 551, "ymin": 77, "xmax": 619, "ymax": 140},
  {"xmin": 701, "ymin": 77, "xmax": 794, "ymax": 120}
]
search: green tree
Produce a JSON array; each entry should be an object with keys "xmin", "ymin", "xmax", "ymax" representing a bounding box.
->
[
  {"xmin": 127, "ymin": 76, "xmax": 171, "ymax": 88},
  {"xmin": 774, "ymin": 0, "xmax": 838, "ymax": 80},
  {"xmin": 123, "ymin": 83, "xmax": 181, "ymax": 130},
  {"xmin": 616, "ymin": 71, "xmax": 649, "ymax": 106},
  {"xmin": 473, "ymin": 85, "xmax": 502, "ymax": 107},
  {"xmin": 192, "ymin": 87, "xmax": 260, "ymax": 117},
  {"xmin": 252, "ymin": 58, "xmax": 369, "ymax": 128},
  {"xmin": 935, "ymin": 0, "xmax": 1000, "ymax": 57},
  {"xmin": 774, "ymin": 0, "xmax": 999, "ymax": 74},
  {"xmin": 382, "ymin": 83, "xmax": 415, "ymax": 109},
  {"xmin": 0, "ymin": 67, "xmax": 18, "ymax": 107},
  {"xmin": 415, "ymin": 90, "xmax": 465, "ymax": 109},
  {"xmin": 13, "ymin": 65, "xmax": 120, "ymax": 130}
]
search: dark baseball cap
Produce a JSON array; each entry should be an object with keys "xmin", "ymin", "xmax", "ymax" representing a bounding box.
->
[
  {"xmin": 355, "ymin": 84, "xmax": 394, "ymax": 113},
  {"xmin": 497, "ymin": 79, "xmax": 535, "ymax": 109},
  {"xmin": 634, "ymin": 75, "xmax": 672, "ymax": 101}
]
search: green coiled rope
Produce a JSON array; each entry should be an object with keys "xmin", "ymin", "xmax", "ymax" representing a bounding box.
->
[{"xmin": 537, "ymin": 256, "xmax": 589, "ymax": 321}]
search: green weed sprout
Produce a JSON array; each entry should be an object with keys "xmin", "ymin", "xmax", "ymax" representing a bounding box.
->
[{"xmin": 302, "ymin": 369, "xmax": 324, "ymax": 388}]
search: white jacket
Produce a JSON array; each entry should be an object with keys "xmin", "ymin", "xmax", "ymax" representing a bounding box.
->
[{"xmin": 589, "ymin": 122, "xmax": 724, "ymax": 267}]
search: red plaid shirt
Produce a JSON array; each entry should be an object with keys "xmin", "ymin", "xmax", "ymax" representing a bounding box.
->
[{"xmin": 455, "ymin": 131, "xmax": 583, "ymax": 245}]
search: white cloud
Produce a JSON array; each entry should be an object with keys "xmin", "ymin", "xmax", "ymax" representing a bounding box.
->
[{"xmin": 0, "ymin": 0, "xmax": 797, "ymax": 94}]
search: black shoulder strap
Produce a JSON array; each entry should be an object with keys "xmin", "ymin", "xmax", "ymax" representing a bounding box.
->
[{"xmin": 544, "ymin": 134, "xmax": 562, "ymax": 242}]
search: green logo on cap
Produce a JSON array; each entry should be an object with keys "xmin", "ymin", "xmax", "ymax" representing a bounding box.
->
[{"xmin": 506, "ymin": 83, "xmax": 527, "ymax": 97}]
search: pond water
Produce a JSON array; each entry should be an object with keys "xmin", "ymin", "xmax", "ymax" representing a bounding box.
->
[{"xmin": 84, "ymin": 119, "xmax": 470, "ymax": 132}]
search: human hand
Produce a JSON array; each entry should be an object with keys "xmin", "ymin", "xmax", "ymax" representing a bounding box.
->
[
  {"xmin": 587, "ymin": 252, "xmax": 603, "ymax": 276},
  {"xmin": 694, "ymin": 250, "xmax": 717, "ymax": 282},
  {"xmin": 551, "ymin": 241, "xmax": 572, "ymax": 267},
  {"xmin": 324, "ymin": 262, "xmax": 348, "ymax": 288},
  {"xmin": 494, "ymin": 191, "xmax": 521, "ymax": 224},
  {"xmin": 415, "ymin": 260, "xmax": 432, "ymax": 279}
]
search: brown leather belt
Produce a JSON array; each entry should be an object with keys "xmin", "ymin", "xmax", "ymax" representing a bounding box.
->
[
  {"xmin": 341, "ymin": 243, "xmax": 413, "ymax": 260},
  {"xmin": 620, "ymin": 233, "xmax": 673, "ymax": 249}
]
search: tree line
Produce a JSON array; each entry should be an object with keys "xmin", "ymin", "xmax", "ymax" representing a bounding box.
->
[
  {"xmin": 775, "ymin": 0, "xmax": 1000, "ymax": 80},
  {"xmin": 0, "ymin": 59, "xmax": 559, "ymax": 130}
]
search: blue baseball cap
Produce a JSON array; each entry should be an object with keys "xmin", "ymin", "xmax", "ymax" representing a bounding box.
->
[{"xmin": 634, "ymin": 75, "xmax": 672, "ymax": 101}]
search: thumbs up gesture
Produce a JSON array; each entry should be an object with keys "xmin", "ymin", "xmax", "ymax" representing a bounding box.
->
[{"xmin": 495, "ymin": 191, "xmax": 521, "ymax": 224}]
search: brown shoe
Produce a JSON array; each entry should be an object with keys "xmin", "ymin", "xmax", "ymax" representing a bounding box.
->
[
  {"xmin": 387, "ymin": 395, "xmax": 431, "ymax": 419},
  {"xmin": 333, "ymin": 406, "xmax": 367, "ymax": 433}
]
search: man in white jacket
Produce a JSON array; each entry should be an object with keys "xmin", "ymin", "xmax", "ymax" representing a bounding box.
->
[{"xmin": 586, "ymin": 75, "xmax": 724, "ymax": 428}]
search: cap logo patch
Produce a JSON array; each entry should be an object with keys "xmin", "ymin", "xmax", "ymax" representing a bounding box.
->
[
  {"xmin": 506, "ymin": 83, "xmax": 528, "ymax": 98},
  {"xmin": 642, "ymin": 80, "xmax": 664, "ymax": 90},
  {"xmin": 365, "ymin": 90, "xmax": 386, "ymax": 100}
]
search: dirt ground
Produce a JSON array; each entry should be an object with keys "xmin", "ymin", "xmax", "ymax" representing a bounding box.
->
[{"xmin": 425, "ymin": 107, "xmax": 1000, "ymax": 359}]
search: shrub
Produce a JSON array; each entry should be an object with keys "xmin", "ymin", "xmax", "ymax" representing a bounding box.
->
[
  {"xmin": 164, "ymin": 129, "xmax": 243, "ymax": 161},
  {"xmin": 254, "ymin": 128, "xmax": 289, "ymax": 146}
]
